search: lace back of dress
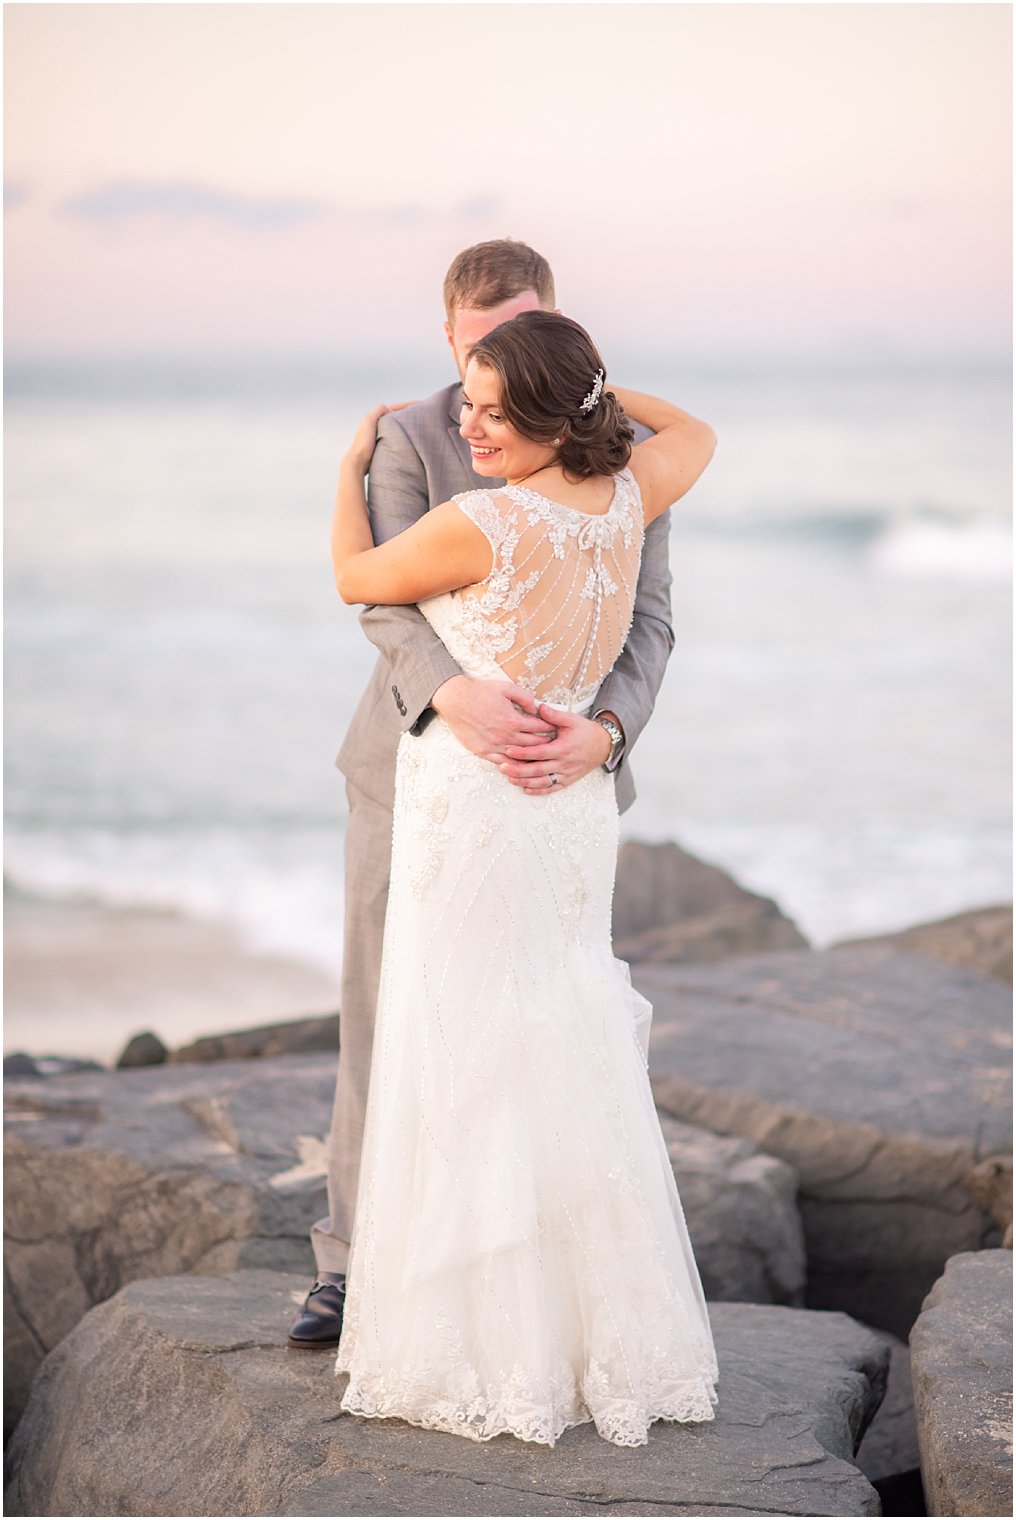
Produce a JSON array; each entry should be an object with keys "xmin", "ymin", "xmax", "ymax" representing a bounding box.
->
[{"xmin": 452, "ymin": 470, "xmax": 645, "ymax": 711}]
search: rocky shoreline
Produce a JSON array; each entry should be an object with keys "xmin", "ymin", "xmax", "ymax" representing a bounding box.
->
[{"xmin": 4, "ymin": 841, "xmax": 1012, "ymax": 1516}]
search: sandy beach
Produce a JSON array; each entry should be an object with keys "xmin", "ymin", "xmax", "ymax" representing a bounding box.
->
[{"xmin": 3, "ymin": 895, "xmax": 341, "ymax": 1067}]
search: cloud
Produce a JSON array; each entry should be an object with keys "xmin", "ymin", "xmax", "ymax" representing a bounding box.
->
[
  {"xmin": 55, "ymin": 180, "xmax": 498, "ymax": 233},
  {"xmin": 58, "ymin": 180, "xmax": 327, "ymax": 229},
  {"xmin": 4, "ymin": 181, "xmax": 31, "ymax": 211},
  {"xmin": 453, "ymin": 195, "xmax": 498, "ymax": 222}
]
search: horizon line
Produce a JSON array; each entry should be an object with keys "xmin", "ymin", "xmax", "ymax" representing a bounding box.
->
[{"xmin": 5, "ymin": 344, "xmax": 1012, "ymax": 371}]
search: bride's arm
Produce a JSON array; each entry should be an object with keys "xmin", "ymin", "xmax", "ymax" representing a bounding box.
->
[
  {"xmin": 610, "ymin": 387, "xmax": 717, "ymax": 524},
  {"xmin": 331, "ymin": 406, "xmax": 492, "ymax": 605}
]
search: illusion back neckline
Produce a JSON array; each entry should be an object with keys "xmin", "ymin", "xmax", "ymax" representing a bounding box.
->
[{"xmin": 503, "ymin": 470, "xmax": 625, "ymax": 521}]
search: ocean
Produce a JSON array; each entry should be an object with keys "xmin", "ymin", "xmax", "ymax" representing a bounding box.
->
[{"xmin": 4, "ymin": 353, "xmax": 1012, "ymax": 1014}]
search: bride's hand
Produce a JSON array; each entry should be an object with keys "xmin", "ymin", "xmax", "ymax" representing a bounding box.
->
[
  {"xmin": 343, "ymin": 402, "xmax": 416, "ymax": 474},
  {"xmin": 500, "ymin": 707, "xmax": 612, "ymax": 793}
]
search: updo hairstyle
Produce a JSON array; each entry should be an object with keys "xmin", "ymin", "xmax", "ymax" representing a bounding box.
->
[{"xmin": 467, "ymin": 311, "xmax": 632, "ymax": 480}]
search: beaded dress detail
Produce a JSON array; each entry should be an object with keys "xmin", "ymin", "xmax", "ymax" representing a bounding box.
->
[{"xmin": 335, "ymin": 467, "xmax": 720, "ymax": 1446}]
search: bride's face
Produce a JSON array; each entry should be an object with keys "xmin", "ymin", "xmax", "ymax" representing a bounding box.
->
[{"xmin": 460, "ymin": 359, "xmax": 557, "ymax": 485}]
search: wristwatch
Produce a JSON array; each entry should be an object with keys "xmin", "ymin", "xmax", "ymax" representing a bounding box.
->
[{"xmin": 592, "ymin": 712, "xmax": 625, "ymax": 769}]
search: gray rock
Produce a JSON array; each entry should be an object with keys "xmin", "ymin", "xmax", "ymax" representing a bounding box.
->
[
  {"xmin": 3, "ymin": 1054, "xmax": 804, "ymax": 1438},
  {"xmin": 635, "ymin": 943, "xmax": 1012, "ymax": 1338},
  {"xmin": 612, "ymin": 841, "xmax": 809, "ymax": 963},
  {"xmin": 171, "ymin": 1011, "xmax": 339, "ymax": 1063},
  {"xmin": 659, "ymin": 1113, "xmax": 805, "ymax": 1306},
  {"xmin": 2, "ymin": 1054, "xmax": 40, "ymax": 1079},
  {"xmin": 616, "ymin": 899, "xmax": 809, "ymax": 967},
  {"xmin": 116, "ymin": 1029, "xmax": 168, "ymax": 1068},
  {"xmin": 854, "ymin": 1333, "xmax": 920, "ymax": 1487},
  {"xmin": 910, "ymin": 1250, "xmax": 1013, "ymax": 1518},
  {"xmin": 3, "ymin": 1269, "xmax": 890, "ymax": 1517},
  {"xmin": 2, "ymin": 1054, "xmax": 331, "ymax": 1438},
  {"xmin": 833, "ymin": 902, "xmax": 1013, "ymax": 986}
]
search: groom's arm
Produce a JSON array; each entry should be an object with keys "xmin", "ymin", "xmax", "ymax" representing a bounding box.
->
[{"xmin": 359, "ymin": 412, "xmax": 461, "ymax": 734}]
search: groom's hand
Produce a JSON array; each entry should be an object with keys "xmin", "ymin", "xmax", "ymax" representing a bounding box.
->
[
  {"xmin": 431, "ymin": 675, "xmax": 556, "ymax": 763},
  {"xmin": 500, "ymin": 707, "xmax": 613, "ymax": 795}
]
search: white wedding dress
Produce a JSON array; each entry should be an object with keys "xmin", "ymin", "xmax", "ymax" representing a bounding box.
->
[{"xmin": 335, "ymin": 468, "xmax": 719, "ymax": 1447}]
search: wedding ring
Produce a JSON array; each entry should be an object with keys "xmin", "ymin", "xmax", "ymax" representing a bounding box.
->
[{"xmin": 550, "ymin": 773, "xmax": 559, "ymax": 786}]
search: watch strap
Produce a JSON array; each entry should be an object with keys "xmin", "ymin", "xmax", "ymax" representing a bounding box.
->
[{"xmin": 592, "ymin": 713, "xmax": 625, "ymax": 769}]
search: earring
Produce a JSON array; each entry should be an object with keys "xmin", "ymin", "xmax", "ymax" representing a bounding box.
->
[{"xmin": 553, "ymin": 438, "xmax": 562, "ymax": 446}]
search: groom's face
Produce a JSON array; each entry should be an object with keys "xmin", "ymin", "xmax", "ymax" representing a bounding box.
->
[{"xmin": 445, "ymin": 289, "xmax": 546, "ymax": 380}]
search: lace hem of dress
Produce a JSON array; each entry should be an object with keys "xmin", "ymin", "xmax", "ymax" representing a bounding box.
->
[{"xmin": 339, "ymin": 1369, "xmax": 719, "ymax": 1448}]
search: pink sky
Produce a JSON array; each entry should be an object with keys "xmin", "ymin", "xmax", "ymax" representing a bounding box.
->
[{"xmin": 4, "ymin": 3, "xmax": 1012, "ymax": 359}]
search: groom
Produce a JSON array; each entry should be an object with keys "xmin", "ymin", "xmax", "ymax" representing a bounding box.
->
[{"xmin": 289, "ymin": 239, "xmax": 677, "ymax": 1349}]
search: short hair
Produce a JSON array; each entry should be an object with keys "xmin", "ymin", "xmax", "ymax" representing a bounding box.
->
[
  {"xmin": 443, "ymin": 239, "xmax": 555, "ymax": 324},
  {"xmin": 468, "ymin": 311, "xmax": 633, "ymax": 481}
]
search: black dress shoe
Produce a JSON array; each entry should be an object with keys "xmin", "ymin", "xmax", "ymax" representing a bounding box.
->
[{"xmin": 287, "ymin": 1273, "xmax": 346, "ymax": 1351}]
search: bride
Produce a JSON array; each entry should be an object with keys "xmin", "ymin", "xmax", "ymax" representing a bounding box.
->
[{"xmin": 329, "ymin": 310, "xmax": 719, "ymax": 1448}]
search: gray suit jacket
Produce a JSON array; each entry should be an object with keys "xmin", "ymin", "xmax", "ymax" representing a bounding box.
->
[{"xmin": 335, "ymin": 382, "xmax": 674, "ymax": 813}]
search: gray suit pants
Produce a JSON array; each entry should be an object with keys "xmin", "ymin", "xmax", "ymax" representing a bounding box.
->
[{"xmin": 310, "ymin": 779, "xmax": 390, "ymax": 1273}]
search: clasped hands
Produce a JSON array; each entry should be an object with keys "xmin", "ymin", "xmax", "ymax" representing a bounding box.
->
[{"xmin": 432, "ymin": 675, "xmax": 613, "ymax": 795}]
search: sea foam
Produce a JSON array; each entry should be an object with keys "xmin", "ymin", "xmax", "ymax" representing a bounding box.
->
[{"xmin": 869, "ymin": 515, "xmax": 1012, "ymax": 581}]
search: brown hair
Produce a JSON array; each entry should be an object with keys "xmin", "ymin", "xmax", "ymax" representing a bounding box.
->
[
  {"xmin": 443, "ymin": 239, "xmax": 555, "ymax": 323},
  {"xmin": 468, "ymin": 310, "xmax": 633, "ymax": 480}
]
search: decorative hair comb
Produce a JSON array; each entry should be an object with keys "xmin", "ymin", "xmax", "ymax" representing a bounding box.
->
[{"xmin": 579, "ymin": 369, "xmax": 604, "ymax": 415}]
